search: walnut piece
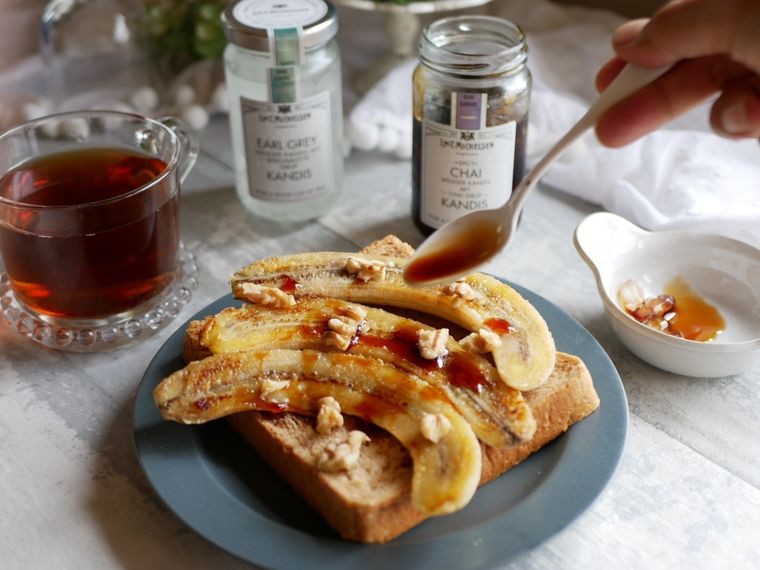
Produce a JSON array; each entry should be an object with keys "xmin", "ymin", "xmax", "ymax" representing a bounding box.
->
[
  {"xmin": 239, "ymin": 283, "xmax": 296, "ymax": 308},
  {"xmin": 443, "ymin": 281, "xmax": 477, "ymax": 301},
  {"xmin": 324, "ymin": 304, "xmax": 370, "ymax": 351},
  {"xmin": 417, "ymin": 328, "xmax": 449, "ymax": 360},
  {"xmin": 324, "ymin": 316, "xmax": 359, "ymax": 351},
  {"xmin": 420, "ymin": 413, "xmax": 452, "ymax": 443},
  {"xmin": 338, "ymin": 303, "xmax": 367, "ymax": 322},
  {"xmin": 317, "ymin": 430, "xmax": 370, "ymax": 472},
  {"xmin": 259, "ymin": 379, "xmax": 290, "ymax": 402},
  {"xmin": 316, "ymin": 396, "xmax": 343, "ymax": 435},
  {"xmin": 324, "ymin": 331, "xmax": 352, "ymax": 351},
  {"xmin": 345, "ymin": 257, "xmax": 386, "ymax": 282},
  {"xmin": 459, "ymin": 328, "xmax": 503, "ymax": 353},
  {"xmin": 327, "ymin": 316, "xmax": 356, "ymax": 337}
]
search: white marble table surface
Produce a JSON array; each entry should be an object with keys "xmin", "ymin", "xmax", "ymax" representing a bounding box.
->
[{"xmin": 2, "ymin": 7, "xmax": 760, "ymax": 570}]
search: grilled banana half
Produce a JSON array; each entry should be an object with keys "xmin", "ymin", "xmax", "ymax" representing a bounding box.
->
[
  {"xmin": 231, "ymin": 252, "xmax": 556, "ymax": 391},
  {"xmin": 154, "ymin": 349, "xmax": 481, "ymax": 516},
  {"xmin": 198, "ymin": 299, "xmax": 536, "ymax": 447}
]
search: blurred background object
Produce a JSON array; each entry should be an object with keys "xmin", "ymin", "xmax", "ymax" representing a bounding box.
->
[
  {"xmin": 333, "ymin": 0, "xmax": 495, "ymax": 94},
  {"xmin": 552, "ymin": 0, "xmax": 663, "ymax": 17},
  {"xmin": 38, "ymin": 0, "xmax": 227, "ymax": 98},
  {"xmin": 0, "ymin": 0, "xmax": 666, "ymax": 77},
  {"xmin": 138, "ymin": 0, "xmax": 226, "ymax": 87},
  {"xmin": 17, "ymin": 0, "xmax": 225, "ymax": 128},
  {"xmin": 0, "ymin": 0, "xmax": 666, "ymax": 133},
  {"xmin": 40, "ymin": 0, "xmax": 150, "ymax": 107},
  {"xmin": 0, "ymin": 0, "xmax": 47, "ymax": 72},
  {"xmin": 137, "ymin": 0, "xmax": 227, "ymax": 127}
]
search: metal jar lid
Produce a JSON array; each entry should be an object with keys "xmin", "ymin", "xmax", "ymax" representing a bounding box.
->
[{"xmin": 223, "ymin": 0, "xmax": 338, "ymax": 53}]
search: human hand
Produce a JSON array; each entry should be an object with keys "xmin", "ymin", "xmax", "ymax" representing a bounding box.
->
[{"xmin": 594, "ymin": 0, "xmax": 760, "ymax": 147}]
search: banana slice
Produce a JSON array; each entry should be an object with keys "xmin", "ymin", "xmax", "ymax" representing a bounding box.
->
[
  {"xmin": 154, "ymin": 349, "xmax": 481, "ymax": 515},
  {"xmin": 231, "ymin": 252, "xmax": 556, "ymax": 391},
  {"xmin": 199, "ymin": 299, "xmax": 536, "ymax": 447}
]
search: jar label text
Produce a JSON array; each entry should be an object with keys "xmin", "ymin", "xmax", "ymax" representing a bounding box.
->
[
  {"xmin": 240, "ymin": 91, "xmax": 334, "ymax": 203},
  {"xmin": 420, "ymin": 118, "xmax": 516, "ymax": 229}
]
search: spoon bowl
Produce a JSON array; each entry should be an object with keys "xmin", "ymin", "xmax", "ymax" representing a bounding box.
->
[
  {"xmin": 404, "ymin": 64, "xmax": 671, "ymax": 286},
  {"xmin": 403, "ymin": 213, "xmax": 510, "ymax": 286}
]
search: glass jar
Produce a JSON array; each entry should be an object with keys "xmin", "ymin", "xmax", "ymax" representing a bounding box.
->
[
  {"xmin": 40, "ymin": 0, "xmax": 151, "ymax": 106},
  {"xmin": 412, "ymin": 16, "xmax": 531, "ymax": 235},
  {"xmin": 222, "ymin": 0, "xmax": 343, "ymax": 222}
]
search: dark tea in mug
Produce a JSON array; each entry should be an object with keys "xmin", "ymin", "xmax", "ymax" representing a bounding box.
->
[{"xmin": 0, "ymin": 147, "xmax": 179, "ymax": 320}]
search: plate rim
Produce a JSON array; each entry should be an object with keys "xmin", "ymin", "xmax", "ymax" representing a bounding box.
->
[{"xmin": 133, "ymin": 279, "xmax": 628, "ymax": 569}]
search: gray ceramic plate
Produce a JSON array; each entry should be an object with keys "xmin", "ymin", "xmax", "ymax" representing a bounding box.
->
[{"xmin": 133, "ymin": 281, "xmax": 628, "ymax": 569}]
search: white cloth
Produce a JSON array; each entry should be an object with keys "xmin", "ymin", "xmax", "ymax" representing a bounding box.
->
[{"xmin": 348, "ymin": 0, "xmax": 760, "ymax": 248}]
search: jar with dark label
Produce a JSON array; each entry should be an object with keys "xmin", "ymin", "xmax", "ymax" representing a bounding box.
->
[
  {"xmin": 412, "ymin": 16, "xmax": 531, "ymax": 235},
  {"xmin": 223, "ymin": 0, "xmax": 343, "ymax": 222}
]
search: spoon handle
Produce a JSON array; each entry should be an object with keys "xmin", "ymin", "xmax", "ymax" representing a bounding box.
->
[{"xmin": 507, "ymin": 64, "xmax": 671, "ymax": 221}]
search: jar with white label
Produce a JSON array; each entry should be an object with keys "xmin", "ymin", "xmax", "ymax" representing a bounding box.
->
[
  {"xmin": 412, "ymin": 16, "xmax": 531, "ymax": 235},
  {"xmin": 223, "ymin": 0, "xmax": 343, "ymax": 222}
]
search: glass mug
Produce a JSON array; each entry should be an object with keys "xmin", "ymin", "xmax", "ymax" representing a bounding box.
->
[{"xmin": 0, "ymin": 111, "xmax": 198, "ymax": 349}]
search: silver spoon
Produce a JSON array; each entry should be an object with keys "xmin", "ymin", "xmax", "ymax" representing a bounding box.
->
[{"xmin": 404, "ymin": 64, "xmax": 671, "ymax": 286}]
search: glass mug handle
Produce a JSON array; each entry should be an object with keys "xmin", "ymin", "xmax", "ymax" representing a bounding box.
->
[{"xmin": 158, "ymin": 116, "xmax": 199, "ymax": 183}]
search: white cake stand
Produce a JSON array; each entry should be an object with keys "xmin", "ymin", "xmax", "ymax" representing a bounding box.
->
[{"xmin": 335, "ymin": 0, "xmax": 494, "ymax": 93}]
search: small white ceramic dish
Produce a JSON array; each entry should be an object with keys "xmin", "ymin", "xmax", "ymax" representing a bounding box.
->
[{"xmin": 574, "ymin": 212, "xmax": 760, "ymax": 377}]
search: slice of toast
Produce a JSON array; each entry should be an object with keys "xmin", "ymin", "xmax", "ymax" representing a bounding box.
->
[
  {"xmin": 192, "ymin": 235, "xmax": 600, "ymax": 543},
  {"xmin": 228, "ymin": 351, "xmax": 598, "ymax": 543}
]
